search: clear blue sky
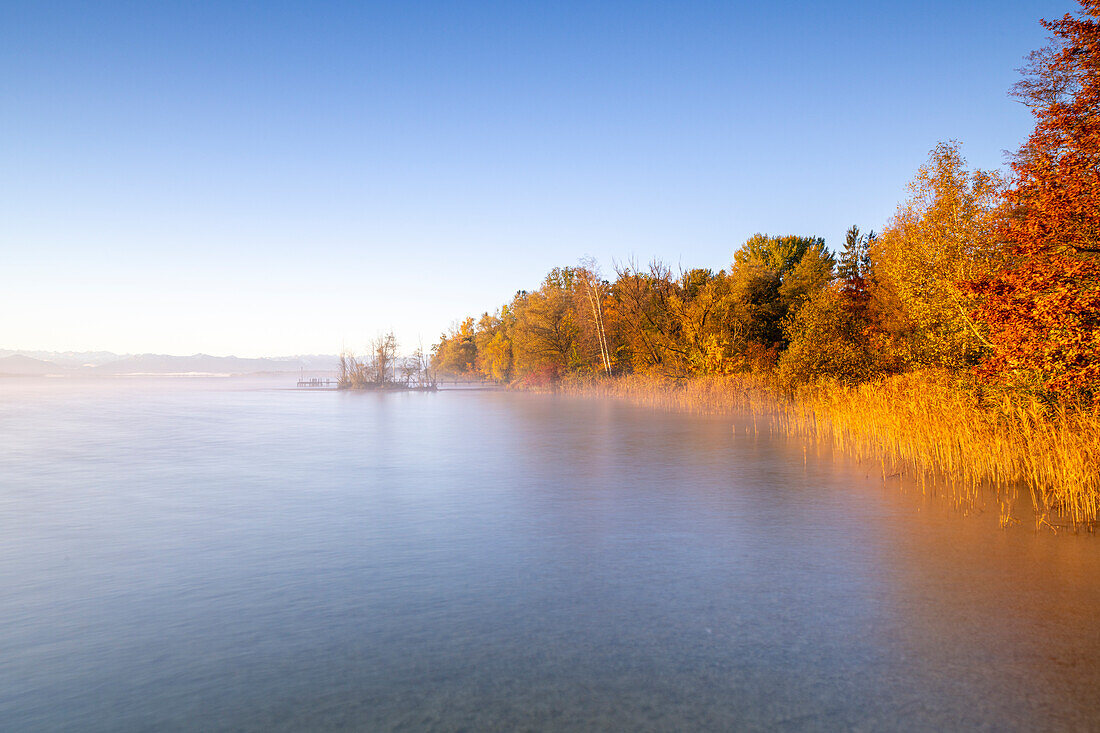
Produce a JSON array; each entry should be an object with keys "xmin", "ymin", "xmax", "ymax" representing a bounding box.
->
[{"xmin": 0, "ymin": 0, "xmax": 1068, "ymax": 357}]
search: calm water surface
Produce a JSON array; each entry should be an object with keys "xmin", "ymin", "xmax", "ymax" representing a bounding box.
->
[{"xmin": 1, "ymin": 378, "xmax": 1098, "ymax": 731}]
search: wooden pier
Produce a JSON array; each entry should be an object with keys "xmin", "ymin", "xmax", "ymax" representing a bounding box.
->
[{"xmin": 297, "ymin": 377, "xmax": 337, "ymax": 388}]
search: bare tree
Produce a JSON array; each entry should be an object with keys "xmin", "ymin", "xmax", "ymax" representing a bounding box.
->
[
  {"xmin": 367, "ymin": 331, "xmax": 399, "ymax": 385},
  {"xmin": 338, "ymin": 349, "xmax": 372, "ymax": 388},
  {"xmin": 414, "ymin": 340, "xmax": 437, "ymax": 388}
]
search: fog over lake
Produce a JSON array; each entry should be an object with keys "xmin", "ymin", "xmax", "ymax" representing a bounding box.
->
[{"xmin": 1, "ymin": 378, "xmax": 1098, "ymax": 731}]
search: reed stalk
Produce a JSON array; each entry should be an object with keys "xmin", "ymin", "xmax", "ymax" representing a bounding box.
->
[{"xmin": 556, "ymin": 371, "xmax": 1100, "ymax": 531}]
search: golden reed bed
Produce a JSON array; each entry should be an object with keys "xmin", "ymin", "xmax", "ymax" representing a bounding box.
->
[{"xmin": 557, "ymin": 372, "xmax": 1100, "ymax": 531}]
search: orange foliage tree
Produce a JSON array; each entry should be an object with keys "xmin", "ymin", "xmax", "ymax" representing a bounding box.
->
[{"xmin": 968, "ymin": 1, "xmax": 1100, "ymax": 403}]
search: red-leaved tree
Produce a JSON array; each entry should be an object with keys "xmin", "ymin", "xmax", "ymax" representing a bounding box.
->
[{"xmin": 967, "ymin": 0, "xmax": 1100, "ymax": 403}]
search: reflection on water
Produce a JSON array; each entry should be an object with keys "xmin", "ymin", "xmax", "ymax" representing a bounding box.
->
[{"xmin": 1, "ymin": 377, "xmax": 1098, "ymax": 730}]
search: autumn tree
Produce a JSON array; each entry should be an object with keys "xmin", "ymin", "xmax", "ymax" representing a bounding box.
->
[
  {"xmin": 669, "ymin": 267, "xmax": 734, "ymax": 374},
  {"xmin": 576, "ymin": 257, "xmax": 613, "ymax": 375},
  {"xmin": 871, "ymin": 142, "xmax": 1005, "ymax": 371},
  {"xmin": 338, "ymin": 350, "xmax": 368, "ymax": 388},
  {"xmin": 727, "ymin": 234, "xmax": 831, "ymax": 357},
  {"xmin": 837, "ymin": 225, "xmax": 874, "ymax": 312},
  {"xmin": 511, "ymin": 269, "xmax": 583, "ymax": 378},
  {"xmin": 338, "ymin": 331, "xmax": 400, "ymax": 388},
  {"xmin": 432, "ymin": 317, "xmax": 478, "ymax": 377},
  {"xmin": 778, "ymin": 240, "xmax": 836, "ymax": 315},
  {"xmin": 779, "ymin": 284, "xmax": 879, "ymax": 387},
  {"xmin": 611, "ymin": 260, "xmax": 692, "ymax": 375},
  {"xmin": 967, "ymin": 0, "xmax": 1100, "ymax": 403},
  {"xmin": 369, "ymin": 331, "xmax": 399, "ymax": 384},
  {"xmin": 474, "ymin": 308, "xmax": 514, "ymax": 382},
  {"xmin": 774, "ymin": 228, "xmax": 883, "ymax": 386}
]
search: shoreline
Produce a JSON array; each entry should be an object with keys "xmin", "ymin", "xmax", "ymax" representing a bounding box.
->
[{"xmin": 534, "ymin": 372, "xmax": 1100, "ymax": 533}]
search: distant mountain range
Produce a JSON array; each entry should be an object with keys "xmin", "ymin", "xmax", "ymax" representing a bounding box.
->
[
  {"xmin": 0, "ymin": 349, "xmax": 123, "ymax": 367},
  {"xmin": 0, "ymin": 355, "xmax": 65, "ymax": 375},
  {"xmin": 0, "ymin": 351, "xmax": 341, "ymax": 376}
]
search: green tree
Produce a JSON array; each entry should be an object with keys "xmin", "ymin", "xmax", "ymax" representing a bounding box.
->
[
  {"xmin": 728, "ymin": 234, "xmax": 830, "ymax": 350},
  {"xmin": 837, "ymin": 225, "xmax": 874, "ymax": 310}
]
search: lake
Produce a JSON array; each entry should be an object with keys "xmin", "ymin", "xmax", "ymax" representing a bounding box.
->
[{"xmin": 1, "ymin": 377, "xmax": 1098, "ymax": 731}]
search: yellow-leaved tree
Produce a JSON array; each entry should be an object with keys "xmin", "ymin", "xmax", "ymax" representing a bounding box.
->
[
  {"xmin": 474, "ymin": 309, "xmax": 514, "ymax": 382},
  {"xmin": 871, "ymin": 142, "xmax": 1005, "ymax": 370}
]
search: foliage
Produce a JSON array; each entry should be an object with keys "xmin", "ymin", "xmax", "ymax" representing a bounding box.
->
[
  {"xmin": 728, "ymin": 234, "xmax": 830, "ymax": 348},
  {"xmin": 421, "ymin": 2, "xmax": 1100, "ymax": 529},
  {"xmin": 779, "ymin": 285, "xmax": 878, "ymax": 387},
  {"xmin": 474, "ymin": 310, "xmax": 514, "ymax": 381},
  {"xmin": 966, "ymin": 0, "xmax": 1100, "ymax": 404},
  {"xmin": 432, "ymin": 317, "xmax": 478, "ymax": 377},
  {"xmin": 837, "ymin": 225, "xmax": 874, "ymax": 311},
  {"xmin": 511, "ymin": 268, "xmax": 583, "ymax": 375},
  {"xmin": 871, "ymin": 141, "xmax": 1005, "ymax": 370},
  {"xmin": 428, "ymin": 4, "xmax": 1100, "ymax": 410},
  {"xmin": 433, "ymin": 235, "xmax": 839, "ymax": 384}
]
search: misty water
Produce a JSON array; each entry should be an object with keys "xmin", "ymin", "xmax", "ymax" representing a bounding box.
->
[{"xmin": 1, "ymin": 378, "xmax": 1098, "ymax": 731}]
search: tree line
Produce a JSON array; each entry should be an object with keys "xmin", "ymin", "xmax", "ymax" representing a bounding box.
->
[{"xmin": 433, "ymin": 1, "xmax": 1100, "ymax": 408}]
